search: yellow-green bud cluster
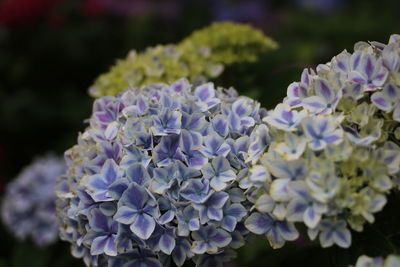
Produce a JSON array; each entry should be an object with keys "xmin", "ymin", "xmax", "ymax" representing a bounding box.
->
[{"xmin": 89, "ymin": 22, "xmax": 277, "ymax": 97}]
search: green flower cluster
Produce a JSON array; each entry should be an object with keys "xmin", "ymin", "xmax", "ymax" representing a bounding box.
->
[
  {"xmin": 183, "ymin": 21, "xmax": 278, "ymax": 65},
  {"xmin": 89, "ymin": 22, "xmax": 277, "ymax": 97}
]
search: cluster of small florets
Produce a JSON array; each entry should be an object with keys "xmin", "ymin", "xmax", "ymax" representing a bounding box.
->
[
  {"xmin": 57, "ymin": 79, "xmax": 266, "ymax": 266},
  {"xmin": 89, "ymin": 22, "xmax": 277, "ymax": 98},
  {"xmin": 354, "ymin": 254, "xmax": 400, "ymax": 267},
  {"xmin": 243, "ymin": 35, "xmax": 400, "ymax": 249},
  {"xmin": 89, "ymin": 44, "xmax": 224, "ymax": 98},
  {"xmin": 1, "ymin": 155, "xmax": 65, "ymax": 246}
]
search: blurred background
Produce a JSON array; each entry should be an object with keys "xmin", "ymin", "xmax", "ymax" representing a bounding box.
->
[{"xmin": 1, "ymin": 0, "xmax": 400, "ymax": 266}]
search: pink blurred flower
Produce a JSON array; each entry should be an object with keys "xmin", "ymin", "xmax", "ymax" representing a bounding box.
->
[{"xmin": 0, "ymin": 0, "xmax": 58, "ymax": 26}]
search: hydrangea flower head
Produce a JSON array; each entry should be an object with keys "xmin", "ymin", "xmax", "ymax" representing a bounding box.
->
[
  {"xmin": 244, "ymin": 34, "xmax": 400, "ymax": 251},
  {"xmin": 89, "ymin": 22, "xmax": 277, "ymax": 97},
  {"xmin": 57, "ymin": 79, "xmax": 266, "ymax": 266},
  {"xmin": 1, "ymin": 155, "xmax": 66, "ymax": 246}
]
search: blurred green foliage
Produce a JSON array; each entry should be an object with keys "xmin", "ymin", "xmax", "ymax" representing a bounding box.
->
[{"xmin": 1, "ymin": 0, "xmax": 400, "ymax": 266}]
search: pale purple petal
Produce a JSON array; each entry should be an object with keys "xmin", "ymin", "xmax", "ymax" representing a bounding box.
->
[
  {"xmin": 108, "ymin": 178, "xmax": 129, "ymax": 200},
  {"xmin": 130, "ymin": 213, "xmax": 156, "ymax": 240},
  {"xmin": 210, "ymin": 177, "xmax": 227, "ymax": 191},
  {"xmin": 104, "ymin": 235, "xmax": 117, "ymax": 256},
  {"xmin": 85, "ymin": 175, "xmax": 108, "ymax": 201},
  {"xmin": 232, "ymin": 99, "xmax": 251, "ymax": 117},
  {"xmin": 90, "ymin": 209, "xmax": 110, "ymax": 232},
  {"xmin": 126, "ymin": 163, "xmax": 150, "ymax": 186},
  {"xmin": 188, "ymin": 219, "xmax": 200, "ymax": 231},
  {"xmin": 206, "ymin": 99, "xmax": 221, "ymax": 109},
  {"xmin": 302, "ymin": 96, "xmax": 326, "ymax": 112},
  {"xmin": 349, "ymin": 71, "xmax": 367, "ymax": 84},
  {"xmin": 90, "ymin": 235, "xmax": 108, "ymax": 255},
  {"xmin": 287, "ymin": 82, "xmax": 301, "ymax": 98},
  {"xmin": 104, "ymin": 121, "xmax": 119, "ymax": 140},
  {"xmin": 225, "ymin": 203, "xmax": 247, "ymax": 219},
  {"xmin": 207, "ymin": 207, "xmax": 223, "ymax": 221},
  {"xmin": 240, "ymin": 117, "xmax": 255, "ymax": 128},
  {"xmin": 211, "ymin": 229, "xmax": 232, "ymax": 247},
  {"xmin": 188, "ymin": 154, "xmax": 208, "ymax": 170},
  {"xmin": 371, "ymin": 92, "xmax": 393, "ymax": 112},
  {"xmin": 315, "ymin": 79, "xmax": 334, "ymax": 102},
  {"xmin": 218, "ymin": 170, "xmax": 236, "ymax": 182},
  {"xmin": 212, "ymin": 115, "xmax": 229, "ymax": 137},
  {"xmin": 372, "ymin": 69, "xmax": 389, "ymax": 86},
  {"xmin": 333, "ymin": 228, "xmax": 351, "ymax": 248},
  {"xmin": 221, "ymin": 216, "xmax": 237, "ymax": 232},
  {"xmin": 384, "ymin": 83, "xmax": 398, "ymax": 99},
  {"xmin": 159, "ymin": 210, "xmax": 175, "ymax": 225},
  {"xmin": 102, "ymin": 159, "xmax": 120, "ymax": 184},
  {"xmin": 208, "ymin": 192, "xmax": 229, "ymax": 208},
  {"xmin": 323, "ymin": 132, "xmax": 343, "ymax": 144},
  {"xmin": 276, "ymin": 221, "xmax": 299, "ymax": 241},
  {"xmin": 351, "ymin": 51, "xmax": 362, "ymax": 70},
  {"xmin": 270, "ymin": 178, "xmax": 291, "ymax": 202},
  {"xmin": 121, "ymin": 183, "xmax": 148, "ymax": 209},
  {"xmin": 319, "ymin": 230, "xmax": 334, "ymax": 248},
  {"xmin": 191, "ymin": 241, "xmax": 207, "ymax": 254},
  {"xmin": 195, "ymin": 83, "xmax": 215, "ymax": 102},
  {"xmin": 245, "ymin": 212, "xmax": 273, "ymax": 235},
  {"xmin": 172, "ymin": 241, "xmax": 188, "ymax": 266},
  {"xmin": 303, "ymin": 207, "xmax": 321, "ymax": 228},
  {"xmin": 114, "ymin": 206, "xmax": 137, "ymax": 224},
  {"xmin": 286, "ymin": 200, "xmax": 307, "ymax": 221},
  {"xmin": 364, "ymin": 54, "xmax": 375, "ymax": 77},
  {"xmin": 266, "ymin": 227, "xmax": 285, "ymax": 248},
  {"xmin": 159, "ymin": 234, "xmax": 176, "ymax": 255},
  {"xmin": 216, "ymin": 143, "xmax": 231, "ymax": 157}
]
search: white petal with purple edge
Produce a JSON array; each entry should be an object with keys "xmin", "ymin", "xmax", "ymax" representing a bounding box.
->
[
  {"xmin": 104, "ymin": 236, "xmax": 117, "ymax": 256},
  {"xmin": 159, "ymin": 234, "xmax": 176, "ymax": 255},
  {"xmin": 333, "ymin": 228, "xmax": 351, "ymax": 248},
  {"xmin": 249, "ymin": 165, "xmax": 271, "ymax": 183},
  {"xmin": 302, "ymin": 96, "xmax": 326, "ymax": 113},
  {"xmin": 114, "ymin": 206, "xmax": 137, "ymax": 224},
  {"xmin": 371, "ymin": 91, "xmax": 393, "ymax": 112},
  {"xmin": 245, "ymin": 212, "xmax": 273, "ymax": 235},
  {"xmin": 104, "ymin": 121, "xmax": 119, "ymax": 140},
  {"xmin": 191, "ymin": 241, "xmax": 207, "ymax": 254},
  {"xmin": 130, "ymin": 213, "xmax": 155, "ymax": 240},
  {"xmin": 303, "ymin": 207, "xmax": 321, "ymax": 228},
  {"xmin": 349, "ymin": 71, "xmax": 367, "ymax": 85},
  {"xmin": 270, "ymin": 178, "xmax": 291, "ymax": 202},
  {"xmin": 90, "ymin": 235, "xmax": 108, "ymax": 255}
]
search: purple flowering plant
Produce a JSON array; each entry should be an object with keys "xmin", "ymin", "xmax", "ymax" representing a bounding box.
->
[
  {"xmin": 53, "ymin": 27, "xmax": 400, "ymax": 266},
  {"xmin": 56, "ymin": 79, "xmax": 266, "ymax": 266},
  {"xmin": 1, "ymin": 155, "xmax": 66, "ymax": 246},
  {"xmin": 244, "ymin": 34, "xmax": 400, "ymax": 252}
]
